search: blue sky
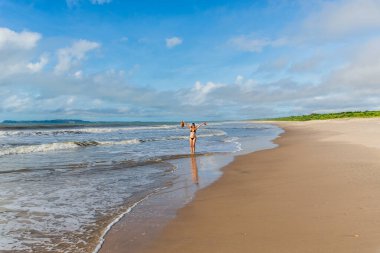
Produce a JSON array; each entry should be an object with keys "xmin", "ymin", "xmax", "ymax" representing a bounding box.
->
[{"xmin": 1, "ymin": 0, "xmax": 380, "ymax": 121}]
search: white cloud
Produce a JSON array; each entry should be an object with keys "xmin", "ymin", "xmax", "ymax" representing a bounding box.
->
[
  {"xmin": 54, "ymin": 39, "xmax": 100, "ymax": 74},
  {"xmin": 235, "ymin": 75, "xmax": 244, "ymax": 84},
  {"xmin": 304, "ymin": 0, "xmax": 380, "ymax": 38},
  {"xmin": 0, "ymin": 27, "xmax": 41, "ymax": 51},
  {"xmin": 187, "ymin": 81, "xmax": 225, "ymax": 104},
  {"xmin": 1, "ymin": 62, "xmax": 379, "ymax": 120},
  {"xmin": 66, "ymin": 96, "xmax": 76, "ymax": 105},
  {"xmin": 90, "ymin": 0, "xmax": 112, "ymax": 4},
  {"xmin": 66, "ymin": 0, "xmax": 112, "ymax": 7},
  {"xmin": 329, "ymin": 37, "xmax": 380, "ymax": 88},
  {"xmin": 194, "ymin": 81, "xmax": 218, "ymax": 93},
  {"xmin": 2, "ymin": 94, "xmax": 32, "ymax": 112},
  {"xmin": 289, "ymin": 55, "xmax": 324, "ymax": 73},
  {"xmin": 256, "ymin": 57, "xmax": 289, "ymax": 73},
  {"xmin": 229, "ymin": 36, "xmax": 287, "ymax": 52},
  {"xmin": 27, "ymin": 54, "xmax": 49, "ymax": 73},
  {"xmin": 166, "ymin": 37, "xmax": 183, "ymax": 48},
  {"xmin": 74, "ymin": 70, "xmax": 83, "ymax": 79},
  {"xmin": 229, "ymin": 37, "xmax": 268, "ymax": 52},
  {"xmin": 234, "ymin": 75, "xmax": 258, "ymax": 92},
  {"xmin": 3, "ymin": 1, "xmax": 380, "ymax": 120},
  {"xmin": 0, "ymin": 27, "xmax": 46, "ymax": 77},
  {"xmin": 0, "ymin": 61, "xmax": 27, "ymax": 77}
]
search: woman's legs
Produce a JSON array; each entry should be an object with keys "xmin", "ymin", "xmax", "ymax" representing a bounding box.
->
[
  {"xmin": 189, "ymin": 138, "xmax": 196, "ymax": 153},
  {"xmin": 189, "ymin": 138, "xmax": 193, "ymax": 153}
]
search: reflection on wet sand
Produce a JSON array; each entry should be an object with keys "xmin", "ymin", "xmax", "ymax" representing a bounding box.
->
[{"xmin": 190, "ymin": 154, "xmax": 199, "ymax": 185}]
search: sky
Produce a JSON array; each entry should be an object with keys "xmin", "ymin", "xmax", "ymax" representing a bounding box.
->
[{"xmin": 1, "ymin": 0, "xmax": 380, "ymax": 121}]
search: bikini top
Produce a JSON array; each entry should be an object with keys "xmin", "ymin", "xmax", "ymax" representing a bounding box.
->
[{"xmin": 190, "ymin": 128, "xmax": 196, "ymax": 133}]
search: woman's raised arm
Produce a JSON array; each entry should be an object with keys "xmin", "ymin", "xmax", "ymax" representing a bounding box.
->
[{"xmin": 196, "ymin": 122, "xmax": 207, "ymax": 129}]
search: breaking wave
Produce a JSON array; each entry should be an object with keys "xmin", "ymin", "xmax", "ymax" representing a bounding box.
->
[
  {"xmin": 0, "ymin": 125, "xmax": 177, "ymax": 137},
  {"xmin": 0, "ymin": 139, "xmax": 141, "ymax": 156},
  {"xmin": 0, "ymin": 129, "xmax": 227, "ymax": 156}
]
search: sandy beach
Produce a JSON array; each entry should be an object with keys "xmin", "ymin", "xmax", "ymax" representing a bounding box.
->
[{"xmin": 100, "ymin": 118, "xmax": 380, "ymax": 253}]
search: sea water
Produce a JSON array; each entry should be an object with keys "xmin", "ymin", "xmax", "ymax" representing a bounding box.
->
[{"xmin": 0, "ymin": 121, "xmax": 282, "ymax": 252}]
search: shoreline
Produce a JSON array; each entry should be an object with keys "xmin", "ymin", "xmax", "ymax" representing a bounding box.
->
[
  {"xmin": 97, "ymin": 124, "xmax": 282, "ymax": 253},
  {"xmin": 96, "ymin": 154, "xmax": 237, "ymax": 253},
  {"xmin": 95, "ymin": 154, "xmax": 234, "ymax": 253},
  {"xmin": 102, "ymin": 118, "xmax": 380, "ymax": 253},
  {"xmin": 93, "ymin": 187, "xmax": 165, "ymax": 253}
]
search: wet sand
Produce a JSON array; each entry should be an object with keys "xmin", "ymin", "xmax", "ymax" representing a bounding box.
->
[{"xmin": 101, "ymin": 118, "xmax": 380, "ymax": 253}]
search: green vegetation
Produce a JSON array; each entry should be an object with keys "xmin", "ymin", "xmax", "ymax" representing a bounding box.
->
[{"xmin": 270, "ymin": 111, "xmax": 380, "ymax": 121}]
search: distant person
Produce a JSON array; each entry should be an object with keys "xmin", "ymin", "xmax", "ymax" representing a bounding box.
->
[{"xmin": 181, "ymin": 121, "xmax": 207, "ymax": 154}]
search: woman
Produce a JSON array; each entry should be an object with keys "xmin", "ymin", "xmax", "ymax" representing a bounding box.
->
[{"xmin": 181, "ymin": 121, "xmax": 207, "ymax": 153}]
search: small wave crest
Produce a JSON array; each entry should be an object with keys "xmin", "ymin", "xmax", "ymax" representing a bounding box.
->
[
  {"xmin": 0, "ymin": 125, "xmax": 177, "ymax": 137},
  {"xmin": 0, "ymin": 130, "xmax": 226, "ymax": 156},
  {"xmin": 100, "ymin": 139, "xmax": 141, "ymax": 145},
  {"xmin": 154, "ymin": 130, "xmax": 227, "ymax": 141},
  {"xmin": 198, "ymin": 129, "xmax": 227, "ymax": 138},
  {"xmin": 0, "ymin": 139, "xmax": 141, "ymax": 156},
  {"xmin": 0, "ymin": 142, "xmax": 79, "ymax": 156},
  {"xmin": 224, "ymin": 137, "xmax": 242, "ymax": 152}
]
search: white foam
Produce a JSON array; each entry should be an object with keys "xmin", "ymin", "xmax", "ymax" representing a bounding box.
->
[
  {"xmin": 93, "ymin": 187, "xmax": 167, "ymax": 253},
  {"xmin": 0, "ymin": 139, "xmax": 141, "ymax": 156},
  {"xmin": 0, "ymin": 142, "xmax": 79, "ymax": 156},
  {"xmin": 198, "ymin": 129, "xmax": 227, "ymax": 137},
  {"xmin": 0, "ymin": 165, "xmax": 162, "ymax": 253},
  {"xmin": 224, "ymin": 137, "xmax": 242, "ymax": 152},
  {"xmin": 0, "ymin": 125, "xmax": 177, "ymax": 137},
  {"xmin": 0, "ymin": 122, "xmax": 283, "ymax": 252},
  {"xmin": 163, "ymin": 130, "xmax": 227, "ymax": 140},
  {"xmin": 100, "ymin": 139, "xmax": 141, "ymax": 145},
  {"xmin": 0, "ymin": 128, "xmax": 225, "ymax": 157}
]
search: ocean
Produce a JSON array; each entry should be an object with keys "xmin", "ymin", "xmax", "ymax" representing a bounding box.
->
[{"xmin": 0, "ymin": 121, "xmax": 283, "ymax": 252}]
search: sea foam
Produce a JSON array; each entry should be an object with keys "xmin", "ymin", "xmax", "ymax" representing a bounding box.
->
[{"xmin": 0, "ymin": 139, "xmax": 141, "ymax": 156}]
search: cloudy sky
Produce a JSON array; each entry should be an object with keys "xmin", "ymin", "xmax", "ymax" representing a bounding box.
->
[{"xmin": 1, "ymin": 0, "xmax": 380, "ymax": 121}]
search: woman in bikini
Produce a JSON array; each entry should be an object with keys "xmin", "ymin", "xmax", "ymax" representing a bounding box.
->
[{"xmin": 181, "ymin": 121, "xmax": 207, "ymax": 154}]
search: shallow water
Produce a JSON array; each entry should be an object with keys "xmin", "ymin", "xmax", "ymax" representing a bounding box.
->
[{"xmin": 0, "ymin": 121, "xmax": 282, "ymax": 252}]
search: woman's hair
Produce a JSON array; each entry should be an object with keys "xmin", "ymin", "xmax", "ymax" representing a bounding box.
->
[{"xmin": 192, "ymin": 123, "xmax": 195, "ymax": 126}]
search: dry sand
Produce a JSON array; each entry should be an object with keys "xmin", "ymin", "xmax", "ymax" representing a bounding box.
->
[{"xmin": 102, "ymin": 118, "xmax": 380, "ymax": 253}]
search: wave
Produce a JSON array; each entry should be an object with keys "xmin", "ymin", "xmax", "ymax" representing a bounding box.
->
[
  {"xmin": 93, "ymin": 188, "xmax": 165, "ymax": 253},
  {"xmin": 224, "ymin": 137, "xmax": 242, "ymax": 152},
  {"xmin": 0, "ymin": 152, "xmax": 218, "ymax": 175},
  {"xmin": 0, "ymin": 126, "xmax": 227, "ymax": 140},
  {"xmin": 0, "ymin": 139, "xmax": 141, "ymax": 156},
  {"xmin": 198, "ymin": 130, "xmax": 227, "ymax": 137},
  {"xmin": 77, "ymin": 125, "xmax": 176, "ymax": 134},
  {"xmin": 0, "ymin": 142, "xmax": 79, "ymax": 156},
  {"xmin": 0, "ymin": 125, "xmax": 177, "ymax": 137},
  {"xmin": 151, "ymin": 130, "xmax": 227, "ymax": 141},
  {"xmin": 0, "ymin": 130, "xmax": 227, "ymax": 156},
  {"xmin": 99, "ymin": 139, "xmax": 141, "ymax": 145}
]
